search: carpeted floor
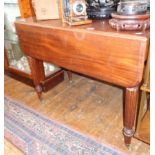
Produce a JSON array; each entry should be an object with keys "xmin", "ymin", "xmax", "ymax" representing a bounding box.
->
[{"xmin": 4, "ymin": 96, "xmax": 126, "ymax": 155}]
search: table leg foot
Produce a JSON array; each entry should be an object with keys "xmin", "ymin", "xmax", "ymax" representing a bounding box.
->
[
  {"xmin": 123, "ymin": 86, "xmax": 139, "ymax": 146},
  {"xmin": 123, "ymin": 127, "xmax": 134, "ymax": 146},
  {"xmin": 125, "ymin": 143, "xmax": 131, "ymax": 149},
  {"xmin": 67, "ymin": 70, "xmax": 73, "ymax": 82},
  {"xmin": 35, "ymin": 85, "xmax": 42, "ymax": 99}
]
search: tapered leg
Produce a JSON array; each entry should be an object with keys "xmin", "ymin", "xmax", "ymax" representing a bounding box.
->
[
  {"xmin": 123, "ymin": 86, "xmax": 139, "ymax": 146},
  {"xmin": 27, "ymin": 56, "xmax": 45, "ymax": 99},
  {"xmin": 67, "ymin": 70, "xmax": 72, "ymax": 82}
]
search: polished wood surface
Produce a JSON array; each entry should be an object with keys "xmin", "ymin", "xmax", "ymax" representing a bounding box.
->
[
  {"xmin": 15, "ymin": 18, "xmax": 149, "ymax": 87},
  {"xmin": 15, "ymin": 18, "xmax": 149, "ymax": 146},
  {"xmin": 5, "ymin": 71, "xmax": 34, "ymax": 87},
  {"xmin": 27, "ymin": 56, "xmax": 45, "ymax": 98},
  {"xmin": 4, "ymin": 74, "xmax": 150, "ymax": 155},
  {"xmin": 41, "ymin": 70, "xmax": 64, "ymax": 92},
  {"xmin": 123, "ymin": 86, "xmax": 139, "ymax": 145},
  {"xmin": 6, "ymin": 67, "xmax": 32, "ymax": 79}
]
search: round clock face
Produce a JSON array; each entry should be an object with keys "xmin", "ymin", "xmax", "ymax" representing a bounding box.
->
[{"xmin": 73, "ymin": 1, "xmax": 86, "ymax": 15}]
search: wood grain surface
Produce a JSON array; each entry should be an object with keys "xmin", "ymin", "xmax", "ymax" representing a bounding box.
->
[
  {"xmin": 15, "ymin": 19, "xmax": 149, "ymax": 87},
  {"xmin": 14, "ymin": 18, "xmax": 150, "ymax": 146}
]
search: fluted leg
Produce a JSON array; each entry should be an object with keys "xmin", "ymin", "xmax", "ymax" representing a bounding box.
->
[{"xmin": 123, "ymin": 86, "xmax": 139, "ymax": 146}]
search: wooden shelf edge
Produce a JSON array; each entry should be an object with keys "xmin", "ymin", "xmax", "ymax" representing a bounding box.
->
[
  {"xmin": 134, "ymin": 133, "xmax": 150, "ymax": 145},
  {"xmin": 5, "ymin": 71, "xmax": 34, "ymax": 87},
  {"xmin": 5, "ymin": 67, "xmax": 64, "ymax": 92},
  {"xmin": 7, "ymin": 67, "xmax": 32, "ymax": 79},
  {"xmin": 134, "ymin": 110, "xmax": 150, "ymax": 144},
  {"xmin": 141, "ymin": 85, "xmax": 150, "ymax": 93},
  {"xmin": 41, "ymin": 70, "xmax": 64, "ymax": 92}
]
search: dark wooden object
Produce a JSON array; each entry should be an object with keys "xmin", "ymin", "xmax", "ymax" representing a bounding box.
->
[
  {"xmin": 15, "ymin": 18, "xmax": 149, "ymax": 146},
  {"xmin": 27, "ymin": 56, "xmax": 45, "ymax": 98},
  {"xmin": 109, "ymin": 13, "xmax": 150, "ymax": 31},
  {"xmin": 4, "ymin": 49, "xmax": 64, "ymax": 94},
  {"xmin": 123, "ymin": 86, "xmax": 139, "ymax": 145},
  {"xmin": 66, "ymin": 70, "xmax": 73, "ymax": 82}
]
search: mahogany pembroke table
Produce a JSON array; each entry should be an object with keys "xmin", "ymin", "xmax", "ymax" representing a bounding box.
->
[{"xmin": 15, "ymin": 18, "xmax": 149, "ymax": 146}]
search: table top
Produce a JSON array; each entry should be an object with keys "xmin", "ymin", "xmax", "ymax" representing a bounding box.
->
[{"xmin": 15, "ymin": 17, "xmax": 150, "ymax": 40}]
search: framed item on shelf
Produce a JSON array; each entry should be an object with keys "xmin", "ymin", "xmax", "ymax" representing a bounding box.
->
[
  {"xmin": 32, "ymin": 0, "xmax": 60, "ymax": 20},
  {"xmin": 59, "ymin": 0, "xmax": 92, "ymax": 26}
]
